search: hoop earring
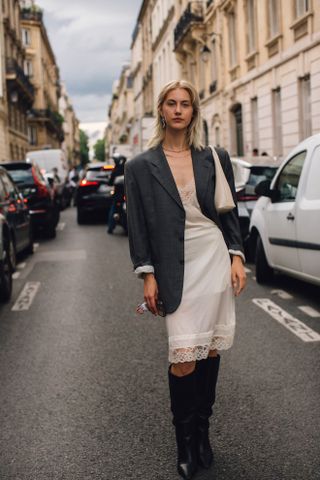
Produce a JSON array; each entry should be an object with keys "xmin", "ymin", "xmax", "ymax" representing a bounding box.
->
[{"xmin": 161, "ymin": 116, "xmax": 166, "ymax": 129}]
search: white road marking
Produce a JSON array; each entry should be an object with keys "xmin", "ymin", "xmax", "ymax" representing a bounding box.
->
[
  {"xmin": 11, "ymin": 282, "xmax": 41, "ymax": 312},
  {"xmin": 12, "ymin": 272, "xmax": 21, "ymax": 280},
  {"xmin": 17, "ymin": 262, "xmax": 26, "ymax": 270},
  {"xmin": 271, "ymin": 289, "xmax": 293, "ymax": 300},
  {"xmin": 56, "ymin": 222, "xmax": 66, "ymax": 231},
  {"xmin": 298, "ymin": 306, "xmax": 320, "ymax": 318},
  {"xmin": 252, "ymin": 276, "xmax": 256, "ymax": 281},
  {"xmin": 244, "ymin": 267, "xmax": 251, "ymax": 273},
  {"xmin": 33, "ymin": 243, "xmax": 39, "ymax": 250},
  {"xmin": 252, "ymin": 298, "xmax": 320, "ymax": 342}
]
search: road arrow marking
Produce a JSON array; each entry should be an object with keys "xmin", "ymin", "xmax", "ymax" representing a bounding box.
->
[
  {"xmin": 252, "ymin": 298, "xmax": 320, "ymax": 342},
  {"xmin": 57, "ymin": 222, "xmax": 66, "ymax": 231},
  {"xmin": 17, "ymin": 262, "xmax": 26, "ymax": 270},
  {"xmin": 298, "ymin": 306, "xmax": 320, "ymax": 318},
  {"xmin": 271, "ymin": 289, "xmax": 293, "ymax": 300},
  {"xmin": 11, "ymin": 282, "xmax": 40, "ymax": 312},
  {"xmin": 244, "ymin": 267, "xmax": 251, "ymax": 273}
]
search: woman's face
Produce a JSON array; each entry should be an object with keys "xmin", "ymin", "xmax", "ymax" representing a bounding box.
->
[{"xmin": 160, "ymin": 88, "xmax": 194, "ymax": 132}]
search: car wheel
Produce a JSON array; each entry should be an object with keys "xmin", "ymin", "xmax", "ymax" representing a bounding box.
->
[
  {"xmin": 77, "ymin": 209, "xmax": 86, "ymax": 225},
  {"xmin": 255, "ymin": 235, "xmax": 273, "ymax": 284},
  {"xmin": 0, "ymin": 237, "xmax": 13, "ymax": 302}
]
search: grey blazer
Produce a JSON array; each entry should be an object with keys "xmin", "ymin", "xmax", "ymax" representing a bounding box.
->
[{"xmin": 124, "ymin": 144, "xmax": 244, "ymax": 314}]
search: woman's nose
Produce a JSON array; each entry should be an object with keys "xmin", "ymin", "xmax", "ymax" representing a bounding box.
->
[{"xmin": 175, "ymin": 104, "xmax": 181, "ymax": 114}]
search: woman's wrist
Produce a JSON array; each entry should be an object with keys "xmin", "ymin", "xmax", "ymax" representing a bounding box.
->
[{"xmin": 232, "ymin": 254, "xmax": 244, "ymax": 265}]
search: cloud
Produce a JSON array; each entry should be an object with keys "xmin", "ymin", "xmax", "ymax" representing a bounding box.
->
[{"xmin": 37, "ymin": 0, "xmax": 142, "ymax": 122}]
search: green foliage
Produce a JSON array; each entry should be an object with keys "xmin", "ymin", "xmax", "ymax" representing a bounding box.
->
[
  {"xmin": 80, "ymin": 129, "xmax": 90, "ymax": 167},
  {"xmin": 93, "ymin": 138, "xmax": 106, "ymax": 162}
]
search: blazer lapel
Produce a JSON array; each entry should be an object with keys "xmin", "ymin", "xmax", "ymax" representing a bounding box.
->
[
  {"xmin": 191, "ymin": 146, "xmax": 214, "ymax": 208},
  {"xmin": 149, "ymin": 144, "xmax": 184, "ymax": 210}
]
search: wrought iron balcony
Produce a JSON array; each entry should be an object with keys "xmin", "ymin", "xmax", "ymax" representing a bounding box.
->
[
  {"xmin": 21, "ymin": 8, "xmax": 43, "ymax": 22},
  {"xmin": 6, "ymin": 58, "xmax": 34, "ymax": 104},
  {"xmin": 206, "ymin": 0, "xmax": 214, "ymax": 7},
  {"xmin": 174, "ymin": 2, "xmax": 204, "ymax": 50},
  {"xmin": 29, "ymin": 108, "xmax": 64, "ymax": 141}
]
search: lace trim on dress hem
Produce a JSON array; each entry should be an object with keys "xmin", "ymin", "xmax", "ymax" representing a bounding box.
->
[{"xmin": 169, "ymin": 337, "xmax": 234, "ymax": 363}]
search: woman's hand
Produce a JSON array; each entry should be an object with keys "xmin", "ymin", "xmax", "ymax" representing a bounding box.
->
[
  {"xmin": 143, "ymin": 273, "xmax": 159, "ymax": 315},
  {"xmin": 231, "ymin": 256, "xmax": 246, "ymax": 296}
]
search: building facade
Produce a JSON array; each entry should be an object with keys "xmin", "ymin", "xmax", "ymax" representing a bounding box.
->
[
  {"xmin": 59, "ymin": 83, "xmax": 81, "ymax": 167},
  {"xmin": 0, "ymin": 6, "xmax": 9, "ymax": 161},
  {"xmin": 20, "ymin": 4, "xmax": 64, "ymax": 151},
  {"xmin": 2, "ymin": 0, "xmax": 34, "ymax": 160},
  {"xmin": 109, "ymin": 0, "xmax": 320, "ymax": 159}
]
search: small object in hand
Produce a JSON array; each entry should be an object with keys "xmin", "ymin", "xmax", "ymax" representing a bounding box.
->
[{"xmin": 136, "ymin": 301, "xmax": 166, "ymax": 317}]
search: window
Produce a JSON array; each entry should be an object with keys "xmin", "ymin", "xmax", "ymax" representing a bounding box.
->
[
  {"xmin": 268, "ymin": 0, "xmax": 280, "ymax": 38},
  {"xmin": 21, "ymin": 28, "xmax": 31, "ymax": 46},
  {"xmin": 275, "ymin": 151, "xmax": 306, "ymax": 201},
  {"xmin": 228, "ymin": 11, "xmax": 237, "ymax": 67},
  {"xmin": 215, "ymin": 126, "xmax": 220, "ymax": 147},
  {"xmin": 28, "ymin": 125, "xmax": 37, "ymax": 145},
  {"xmin": 210, "ymin": 39, "xmax": 218, "ymax": 84},
  {"xmin": 246, "ymin": 0, "xmax": 256, "ymax": 53},
  {"xmin": 24, "ymin": 59, "xmax": 33, "ymax": 77},
  {"xmin": 0, "ymin": 170, "xmax": 16, "ymax": 200},
  {"xmin": 299, "ymin": 75, "xmax": 311, "ymax": 140},
  {"xmin": 251, "ymin": 97, "xmax": 259, "ymax": 152},
  {"xmin": 272, "ymin": 88, "xmax": 283, "ymax": 157},
  {"xmin": 295, "ymin": 0, "xmax": 309, "ymax": 18}
]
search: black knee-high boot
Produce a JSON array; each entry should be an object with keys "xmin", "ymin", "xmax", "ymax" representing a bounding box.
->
[
  {"xmin": 195, "ymin": 355, "xmax": 220, "ymax": 469},
  {"xmin": 168, "ymin": 368, "xmax": 198, "ymax": 480}
]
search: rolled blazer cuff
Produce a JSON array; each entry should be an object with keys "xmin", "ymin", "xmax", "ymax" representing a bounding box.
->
[
  {"xmin": 134, "ymin": 265, "xmax": 155, "ymax": 278},
  {"xmin": 229, "ymin": 249, "xmax": 246, "ymax": 264}
]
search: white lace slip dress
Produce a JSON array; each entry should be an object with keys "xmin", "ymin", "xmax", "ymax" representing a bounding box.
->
[{"xmin": 165, "ymin": 178, "xmax": 236, "ymax": 364}]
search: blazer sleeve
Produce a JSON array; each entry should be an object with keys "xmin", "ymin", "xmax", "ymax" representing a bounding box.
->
[
  {"xmin": 124, "ymin": 162, "xmax": 154, "ymax": 277},
  {"xmin": 218, "ymin": 149, "xmax": 245, "ymax": 263}
]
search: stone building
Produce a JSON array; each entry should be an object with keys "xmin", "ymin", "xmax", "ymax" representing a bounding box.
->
[
  {"xmin": 0, "ymin": 6, "xmax": 9, "ymax": 162},
  {"xmin": 20, "ymin": 4, "xmax": 64, "ymax": 151},
  {"xmin": 2, "ymin": 0, "xmax": 34, "ymax": 160},
  {"xmin": 59, "ymin": 83, "xmax": 81, "ymax": 167},
  {"xmin": 110, "ymin": 0, "xmax": 320, "ymax": 159},
  {"xmin": 173, "ymin": 0, "xmax": 320, "ymax": 157}
]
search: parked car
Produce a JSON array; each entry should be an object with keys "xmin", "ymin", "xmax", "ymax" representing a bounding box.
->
[
  {"xmin": 76, "ymin": 163, "xmax": 114, "ymax": 224},
  {"xmin": 0, "ymin": 214, "xmax": 13, "ymax": 302},
  {"xmin": 1, "ymin": 162, "xmax": 60, "ymax": 239},
  {"xmin": 231, "ymin": 156, "xmax": 282, "ymax": 258},
  {"xmin": 0, "ymin": 166, "xmax": 33, "ymax": 271},
  {"xmin": 249, "ymin": 134, "xmax": 320, "ymax": 286},
  {"xmin": 26, "ymin": 149, "xmax": 69, "ymax": 209}
]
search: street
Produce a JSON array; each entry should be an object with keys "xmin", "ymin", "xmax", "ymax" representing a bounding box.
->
[{"xmin": 0, "ymin": 207, "xmax": 319, "ymax": 480}]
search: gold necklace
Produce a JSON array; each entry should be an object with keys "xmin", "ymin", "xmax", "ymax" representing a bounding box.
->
[{"xmin": 163, "ymin": 146, "xmax": 190, "ymax": 153}]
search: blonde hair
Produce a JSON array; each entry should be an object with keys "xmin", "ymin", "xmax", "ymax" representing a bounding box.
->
[{"xmin": 147, "ymin": 80, "xmax": 204, "ymax": 150}]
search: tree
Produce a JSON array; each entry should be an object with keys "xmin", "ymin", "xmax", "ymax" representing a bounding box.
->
[
  {"xmin": 93, "ymin": 138, "xmax": 105, "ymax": 162},
  {"xmin": 80, "ymin": 129, "xmax": 90, "ymax": 167}
]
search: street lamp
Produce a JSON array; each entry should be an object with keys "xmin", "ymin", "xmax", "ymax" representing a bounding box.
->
[{"xmin": 200, "ymin": 44, "xmax": 211, "ymax": 62}]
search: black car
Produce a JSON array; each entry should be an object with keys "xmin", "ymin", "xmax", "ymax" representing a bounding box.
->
[
  {"xmin": 0, "ymin": 166, "xmax": 33, "ymax": 270},
  {"xmin": 231, "ymin": 156, "xmax": 282, "ymax": 259},
  {"xmin": 76, "ymin": 163, "xmax": 114, "ymax": 224},
  {"xmin": 1, "ymin": 162, "xmax": 60, "ymax": 238}
]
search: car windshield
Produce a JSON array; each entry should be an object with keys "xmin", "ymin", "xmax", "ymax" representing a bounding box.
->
[
  {"xmin": 86, "ymin": 169, "xmax": 112, "ymax": 181},
  {"xmin": 5, "ymin": 168, "xmax": 33, "ymax": 185}
]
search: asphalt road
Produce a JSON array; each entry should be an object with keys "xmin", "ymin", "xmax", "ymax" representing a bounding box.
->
[{"xmin": 0, "ymin": 208, "xmax": 319, "ymax": 480}]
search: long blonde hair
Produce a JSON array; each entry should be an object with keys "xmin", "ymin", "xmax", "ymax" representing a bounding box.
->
[{"xmin": 147, "ymin": 80, "xmax": 204, "ymax": 150}]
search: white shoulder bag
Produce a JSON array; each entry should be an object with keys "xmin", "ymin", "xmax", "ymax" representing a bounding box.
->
[{"xmin": 209, "ymin": 145, "xmax": 235, "ymax": 214}]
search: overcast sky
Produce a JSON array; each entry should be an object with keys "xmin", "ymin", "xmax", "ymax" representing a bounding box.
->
[{"xmin": 37, "ymin": 0, "xmax": 142, "ymax": 124}]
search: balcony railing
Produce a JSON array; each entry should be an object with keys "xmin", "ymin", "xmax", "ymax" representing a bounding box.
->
[
  {"xmin": 21, "ymin": 8, "xmax": 43, "ymax": 22},
  {"xmin": 206, "ymin": 0, "xmax": 214, "ymax": 7},
  {"xmin": 29, "ymin": 108, "xmax": 64, "ymax": 141},
  {"xmin": 6, "ymin": 58, "xmax": 34, "ymax": 102},
  {"xmin": 174, "ymin": 2, "xmax": 204, "ymax": 49}
]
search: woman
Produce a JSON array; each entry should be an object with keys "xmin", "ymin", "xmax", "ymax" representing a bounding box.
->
[{"xmin": 125, "ymin": 80, "xmax": 246, "ymax": 479}]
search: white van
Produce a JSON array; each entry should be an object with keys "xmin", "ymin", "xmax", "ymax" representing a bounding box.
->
[
  {"xmin": 26, "ymin": 149, "xmax": 68, "ymax": 181},
  {"xmin": 249, "ymin": 134, "xmax": 320, "ymax": 287}
]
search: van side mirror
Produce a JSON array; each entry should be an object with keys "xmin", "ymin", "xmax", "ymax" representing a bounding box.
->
[
  {"xmin": 255, "ymin": 179, "xmax": 280, "ymax": 202},
  {"xmin": 255, "ymin": 179, "xmax": 271, "ymax": 197}
]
